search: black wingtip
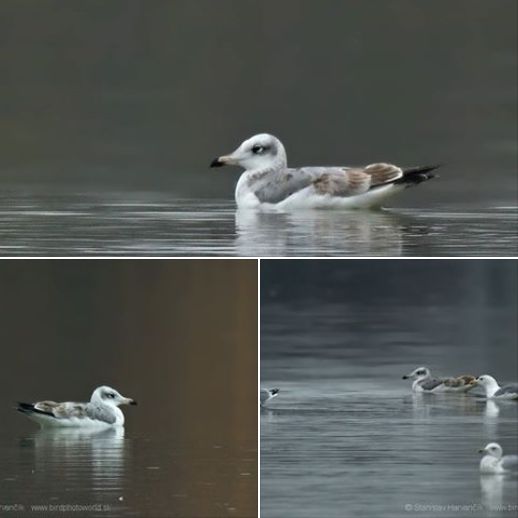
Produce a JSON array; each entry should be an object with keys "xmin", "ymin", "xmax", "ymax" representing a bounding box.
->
[
  {"xmin": 271, "ymin": 388, "xmax": 279, "ymax": 396},
  {"xmin": 16, "ymin": 402, "xmax": 54, "ymax": 417},
  {"xmin": 210, "ymin": 158, "xmax": 223, "ymax": 168},
  {"xmin": 17, "ymin": 402, "xmax": 34, "ymax": 411}
]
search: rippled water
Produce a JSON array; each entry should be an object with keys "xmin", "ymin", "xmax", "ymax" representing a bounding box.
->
[
  {"xmin": 261, "ymin": 302, "xmax": 518, "ymax": 518},
  {"xmin": 0, "ymin": 190, "xmax": 516, "ymax": 257}
]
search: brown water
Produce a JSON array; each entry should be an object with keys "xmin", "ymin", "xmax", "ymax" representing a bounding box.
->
[{"xmin": 0, "ymin": 260, "xmax": 258, "ymax": 517}]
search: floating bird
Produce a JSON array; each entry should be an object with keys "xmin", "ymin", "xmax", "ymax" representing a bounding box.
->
[
  {"xmin": 17, "ymin": 386, "xmax": 137, "ymax": 428},
  {"xmin": 402, "ymin": 367, "xmax": 477, "ymax": 393},
  {"xmin": 211, "ymin": 133, "xmax": 439, "ymax": 209},
  {"xmin": 475, "ymin": 375, "xmax": 518, "ymax": 400},
  {"xmin": 479, "ymin": 443, "xmax": 518, "ymax": 474},
  {"xmin": 260, "ymin": 388, "xmax": 279, "ymax": 407}
]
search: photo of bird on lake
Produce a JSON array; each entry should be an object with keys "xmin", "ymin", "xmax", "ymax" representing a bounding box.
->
[
  {"xmin": 260, "ymin": 259, "xmax": 518, "ymax": 518},
  {"xmin": 0, "ymin": 260, "xmax": 258, "ymax": 518}
]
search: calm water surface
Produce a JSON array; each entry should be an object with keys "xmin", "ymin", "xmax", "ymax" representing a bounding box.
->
[
  {"xmin": 0, "ymin": 262, "xmax": 257, "ymax": 518},
  {"xmin": 261, "ymin": 304, "xmax": 518, "ymax": 518},
  {"xmin": 0, "ymin": 190, "xmax": 516, "ymax": 257},
  {"xmin": 0, "ymin": 425, "xmax": 255, "ymax": 518}
]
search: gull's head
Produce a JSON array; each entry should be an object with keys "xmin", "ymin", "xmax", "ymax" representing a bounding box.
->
[
  {"xmin": 479, "ymin": 442, "xmax": 503, "ymax": 459},
  {"xmin": 91, "ymin": 386, "xmax": 137, "ymax": 407},
  {"xmin": 402, "ymin": 366, "xmax": 430, "ymax": 381},
  {"xmin": 210, "ymin": 133, "xmax": 287, "ymax": 171},
  {"xmin": 475, "ymin": 375, "xmax": 498, "ymax": 388}
]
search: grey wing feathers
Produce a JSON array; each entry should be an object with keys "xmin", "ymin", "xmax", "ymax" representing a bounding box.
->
[
  {"xmin": 253, "ymin": 164, "xmax": 405, "ymax": 203},
  {"xmin": 420, "ymin": 377, "xmax": 444, "ymax": 391},
  {"xmin": 86, "ymin": 404, "xmax": 117, "ymax": 424},
  {"xmin": 253, "ymin": 169, "xmax": 315, "ymax": 204},
  {"xmin": 494, "ymin": 384, "xmax": 518, "ymax": 397}
]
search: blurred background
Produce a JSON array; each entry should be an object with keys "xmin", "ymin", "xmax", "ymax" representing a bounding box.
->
[
  {"xmin": 1, "ymin": 0, "xmax": 516, "ymax": 205},
  {"xmin": 0, "ymin": 260, "xmax": 257, "ymax": 517}
]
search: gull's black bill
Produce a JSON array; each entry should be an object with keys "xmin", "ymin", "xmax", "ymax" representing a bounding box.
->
[{"xmin": 210, "ymin": 158, "xmax": 224, "ymax": 168}]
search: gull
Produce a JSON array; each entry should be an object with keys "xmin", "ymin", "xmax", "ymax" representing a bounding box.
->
[
  {"xmin": 17, "ymin": 386, "xmax": 137, "ymax": 428},
  {"xmin": 479, "ymin": 442, "xmax": 518, "ymax": 474},
  {"xmin": 475, "ymin": 375, "xmax": 518, "ymax": 400},
  {"xmin": 260, "ymin": 388, "xmax": 279, "ymax": 407},
  {"xmin": 210, "ymin": 133, "xmax": 439, "ymax": 209},
  {"xmin": 402, "ymin": 367, "xmax": 477, "ymax": 393}
]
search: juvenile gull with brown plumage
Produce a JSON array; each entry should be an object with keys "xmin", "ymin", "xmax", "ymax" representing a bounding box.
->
[
  {"xmin": 402, "ymin": 367, "xmax": 477, "ymax": 393},
  {"xmin": 17, "ymin": 386, "xmax": 137, "ymax": 428},
  {"xmin": 211, "ymin": 133, "xmax": 439, "ymax": 209}
]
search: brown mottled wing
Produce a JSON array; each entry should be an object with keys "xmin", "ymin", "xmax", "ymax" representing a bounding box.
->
[
  {"xmin": 443, "ymin": 375, "xmax": 477, "ymax": 388},
  {"xmin": 252, "ymin": 164, "xmax": 403, "ymax": 203},
  {"xmin": 363, "ymin": 163, "xmax": 403, "ymax": 186},
  {"xmin": 34, "ymin": 401, "xmax": 87, "ymax": 419},
  {"xmin": 313, "ymin": 164, "xmax": 403, "ymax": 197},
  {"xmin": 313, "ymin": 169, "xmax": 370, "ymax": 196}
]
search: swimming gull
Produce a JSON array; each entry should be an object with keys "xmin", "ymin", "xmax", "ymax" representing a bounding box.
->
[
  {"xmin": 210, "ymin": 133, "xmax": 439, "ymax": 209},
  {"xmin": 260, "ymin": 388, "xmax": 279, "ymax": 407},
  {"xmin": 479, "ymin": 442, "xmax": 518, "ymax": 474},
  {"xmin": 475, "ymin": 375, "xmax": 518, "ymax": 400},
  {"xmin": 17, "ymin": 386, "xmax": 137, "ymax": 428},
  {"xmin": 402, "ymin": 367, "xmax": 477, "ymax": 393}
]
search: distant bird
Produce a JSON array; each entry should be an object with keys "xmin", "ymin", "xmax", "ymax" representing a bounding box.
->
[
  {"xmin": 475, "ymin": 375, "xmax": 518, "ymax": 400},
  {"xmin": 210, "ymin": 133, "xmax": 439, "ymax": 209},
  {"xmin": 479, "ymin": 442, "xmax": 518, "ymax": 474},
  {"xmin": 17, "ymin": 386, "xmax": 137, "ymax": 428},
  {"xmin": 260, "ymin": 388, "xmax": 279, "ymax": 407},
  {"xmin": 402, "ymin": 367, "xmax": 477, "ymax": 393}
]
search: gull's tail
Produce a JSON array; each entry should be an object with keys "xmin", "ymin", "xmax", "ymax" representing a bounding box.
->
[
  {"xmin": 395, "ymin": 165, "xmax": 441, "ymax": 187},
  {"xmin": 17, "ymin": 402, "xmax": 52, "ymax": 417}
]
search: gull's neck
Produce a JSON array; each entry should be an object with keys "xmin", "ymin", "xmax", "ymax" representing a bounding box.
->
[
  {"xmin": 483, "ymin": 379, "xmax": 501, "ymax": 398},
  {"xmin": 245, "ymin": 152, "xmax": 288, "ymax": 176}
]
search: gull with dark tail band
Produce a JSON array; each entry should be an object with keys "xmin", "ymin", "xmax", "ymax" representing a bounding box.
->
[
  {"xmin": 17, "ymin": 386, "xmax": 137, "ymax": 428},
  {"xmin": 211, "ymin": 133, "xmax": 439, "ymax": 209}
]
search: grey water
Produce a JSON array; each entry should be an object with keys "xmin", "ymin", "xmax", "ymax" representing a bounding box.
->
[
  {"xmin": 0, "ymin": 261, "xmax": 258, "ymax": 518},
  {"xmin": 260, "ymin": 261, "xmax": 518, "ymax": 518},
  {"xmin": 1, "ymin": 1, "xmax": 516, "ymax": 258},
  {"xmin": 0, "ymin": 189, "xmax": 517, "ymax": 257}
]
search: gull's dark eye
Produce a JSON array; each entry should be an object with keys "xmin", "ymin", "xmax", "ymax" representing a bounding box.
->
[
  {"xmin": 252, "ymin": 145, "xmax": 264, "ymax": 154},
  {"xmin": 106, "ymin": 393, "xmax": 115, "ymax": 399},
  {"xmin": 417, "ymin": 370, "xmax": 425, "ymax": 375}
]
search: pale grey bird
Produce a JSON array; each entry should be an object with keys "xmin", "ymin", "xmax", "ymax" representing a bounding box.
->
[
  {"xmin": 475, "ymin": 375, "xmax": 518, "ymax": 399},
  {"xmin": 479, "ymin": 442, "xmax": 518, "ymax": 474},
  {"xmin": 211, "ymin": 133, "xmax": 438, "ymax": 209},
  {"xmin": 17, "ymin": 386, "xmax": 137, "ymax": 428}
]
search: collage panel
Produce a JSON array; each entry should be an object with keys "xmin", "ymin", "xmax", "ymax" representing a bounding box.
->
[
  {"xmin": 260, "ymin": 260, "xmax": 518, "ymax": 518},
  {"xmin": 0, "ymin": 260, "xmax": 258, "ymax": 518},
  {"xmin": 0, "ymin": 0, "xmax": 516, "ymax": 258},
  {"xmin": 0, "ymin": 1, "xmax": 517, "ymax": 518}
]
